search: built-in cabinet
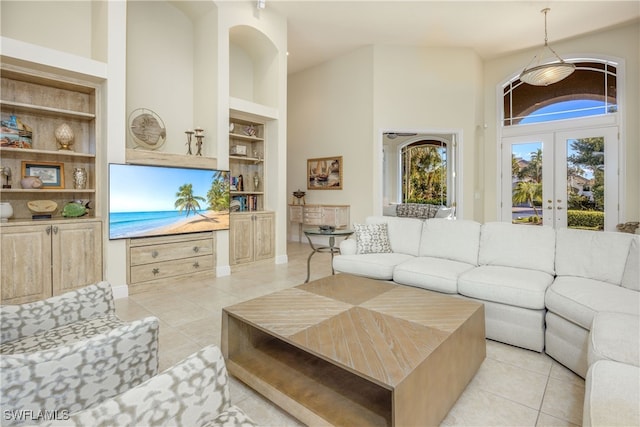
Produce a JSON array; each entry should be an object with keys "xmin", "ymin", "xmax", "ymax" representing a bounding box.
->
[
  {"xmin": 0, "ymin": 65, "xmax": 103, "ymax": 304},
  {"xmin": 127, "ymin": 232, "xmax": 216, "ymax": 294},
  {"xmin": 228, "ymin": 116, "xmax": 265, "ymax": 212},
  {"xmin": 228, "ymin": 111, "xmax": 276, "ymax": 266},
  {"xmin": 230, "ymin": 211, "xmax": 275, "ymax": 266},
  {"xmin": 289, "ymin": 204, "xmax": 350, "ymax": 241},
  {"xmin": 0, "ymin": 67, "xmax": 100, "ymax": 220},
  {"xmin": 0, "ymin": 220, "xmax": 103, "ymax": 304}
]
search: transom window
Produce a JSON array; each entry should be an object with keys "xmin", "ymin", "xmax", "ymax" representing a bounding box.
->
[{"xmin": 503, "ymin": 60, "xmax": 618, "ymax": 126}]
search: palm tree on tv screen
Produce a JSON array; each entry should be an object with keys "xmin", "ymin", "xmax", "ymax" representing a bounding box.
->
[{"xmin": 175, "ymin": 183, "xmax": 205, "ymax": 217}]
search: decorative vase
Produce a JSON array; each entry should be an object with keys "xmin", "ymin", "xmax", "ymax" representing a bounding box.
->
[
  {"xmin": 73, "ymin": 168, "xmax": 87, "ymax": 189},
  {"xmin": 21, "ymin": 175, "xmax": 43, "ymax": 189},
  {"xmin": 253, "ymin": 172, "xmax": 260, "ymax": 191},
  {"xmin": 0, "ymin": 202, "xmax": 13, "ymax": 222},
  {"xmin": 55, "ymin": 123, "xmax": 75, "ymax": 151}
]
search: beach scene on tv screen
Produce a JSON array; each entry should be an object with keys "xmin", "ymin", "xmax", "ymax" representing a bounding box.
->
[{"xmin": 109, "ymin": 164, "xmax": 230, "ymax": 239}]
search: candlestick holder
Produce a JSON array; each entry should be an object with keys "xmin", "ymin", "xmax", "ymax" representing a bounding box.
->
[
  {"xmin": 194, "ymin": 128, "xmax": 204, "ymax": 156},
  {"xmin": 185, "ymin": 130, "xmax": 195, "ymax": 155}
]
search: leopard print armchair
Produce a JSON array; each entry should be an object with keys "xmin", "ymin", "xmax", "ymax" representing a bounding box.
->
[
  {"xmin": 0, "ymin": 282, "xmax": 159, "ymax": 426},
  {"xmin": 41, "ymin": 345, "xmax": 257, "ymax": 427}
]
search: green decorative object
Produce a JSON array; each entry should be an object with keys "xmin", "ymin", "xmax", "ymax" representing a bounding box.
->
[{"xmin": 62, "ymin": 201, "xmax": 89, "ymax": 218}]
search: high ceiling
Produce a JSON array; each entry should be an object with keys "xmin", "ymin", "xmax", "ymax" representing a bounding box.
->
[{"xmin": 263, "ymin": 1, "xmax": 640, "ymax": 74}]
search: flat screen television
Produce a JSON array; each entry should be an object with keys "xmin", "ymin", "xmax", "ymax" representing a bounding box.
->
[{"xmin": 109, "ymin": 163, "xmax": 230, "ymax": 240}]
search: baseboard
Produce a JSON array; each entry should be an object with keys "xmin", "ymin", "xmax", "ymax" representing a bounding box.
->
[
  {"xmin": 217, "ymin": 265, "xmax": 232, "ymax": 276},
  {"xmin": 111, "ymin": 284, "xmax": 129, "ymax": 300},
  {"xmin": 275, "ymin": 254, "xmax": 288, "ymax": 264}
]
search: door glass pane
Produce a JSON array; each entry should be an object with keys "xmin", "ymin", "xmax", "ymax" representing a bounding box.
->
[
  {"xmin": 566, "ymin": 136, "xmax": 605, "ymax": 230},
  {"xmin": 511, "ymin": 142, "xmax": 543, "ymax": 225}
]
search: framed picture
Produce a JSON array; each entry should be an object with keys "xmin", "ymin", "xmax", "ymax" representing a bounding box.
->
[
  {"xmin": 307, "ymin": 156, "xmax": 342, "ymax": 190},
  {"xmin": 22, "ymin": 161, "xmax": 65, "ymax": 189}
]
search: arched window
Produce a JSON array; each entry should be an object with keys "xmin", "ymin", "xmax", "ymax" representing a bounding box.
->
[
  {"xmin": 503, "ymin": 60, "xmax": 617, "ymax": 126},
  {"xmin": 401, "ymin": 140, "xmax": 448, "ymax": 205}
]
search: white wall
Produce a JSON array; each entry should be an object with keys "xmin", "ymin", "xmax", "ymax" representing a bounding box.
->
[
  {"xmin": 287, "ymin": 47, "xmax": 374, "ymax": 229},
  {"xmin": 483, "ymin": 22, "xmax": 640, "ymax": 223},
  {"xmin": 287, "ymin": 45, "xmax": 482, "ymax": 228},
  {"xmin": 1, "ymin": 1, "xmax": 99, "ymax": 60},
  {"xmin": 126, "ymin": 1, "xmax": 196, "ymax": 155},
  {"xmin": 372, "ymin": 46, "xmax": 483, "ymax": 220}
]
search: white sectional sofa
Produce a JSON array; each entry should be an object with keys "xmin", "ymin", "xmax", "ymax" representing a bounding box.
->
[
  {"xmin": 334, "ymin": 216, "xmax": 638, "ymax": 357},
  {"xmin": 334, "ymin": 215, "xmax": 640, "ymax": 425}
]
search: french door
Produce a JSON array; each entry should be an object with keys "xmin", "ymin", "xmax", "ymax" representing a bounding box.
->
[{"xmin": 501, "ymin": 126, "xmax": 618, "ymax": 231}]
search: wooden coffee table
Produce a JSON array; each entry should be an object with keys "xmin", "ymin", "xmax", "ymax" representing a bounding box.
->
[{"xmin": 222, "ymin": 274, "xmax": 485, "ymax": 426}]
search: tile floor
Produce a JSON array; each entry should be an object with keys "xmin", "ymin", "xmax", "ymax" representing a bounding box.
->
[{"xmin": 115, "ymin": 241, "xmax": 585, "ymax": 427}]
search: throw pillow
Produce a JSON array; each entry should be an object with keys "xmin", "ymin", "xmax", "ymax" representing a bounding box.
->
[{"xmin": 354, "ymin": 223, "xmax": 392, "ymax": 254}]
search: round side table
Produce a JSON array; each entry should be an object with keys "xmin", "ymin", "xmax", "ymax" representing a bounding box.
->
[{"xmin": 303, "ymin": 228, "xmax": 354, "ymax": 283}]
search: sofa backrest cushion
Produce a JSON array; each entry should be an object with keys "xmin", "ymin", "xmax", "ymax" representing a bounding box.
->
[
  {"xmin": 478, "ymin": 222, "xmax": 556, "ymax": 275},
  {"xmin": 622, "ymin": 236, "xmax": 639, "ymax": 291},
  {"xmin": 366, "ymin": 216, "xmax": 423, "ymax": 256},
  {"xmin": 556, "ymin": 228, "xmax": 634, "ymax": 285},
  {"xmin": 419, "ymin": 219, "xmax": 481, "ymax": 265}
]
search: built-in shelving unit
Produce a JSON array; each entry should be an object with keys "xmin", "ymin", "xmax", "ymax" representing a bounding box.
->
[
  {"xmin": 0, "ymin": 65, "xmax": 103, "ymax": 303},
  {"xmin": 0, "ymin": 67, "xmax": 100, "ymax": 221}
]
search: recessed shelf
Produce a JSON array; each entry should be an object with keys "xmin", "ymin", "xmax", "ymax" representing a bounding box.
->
[
  {"xmin": 0, "ymin": 147, "xmax": 96, "ymax": 159},
  {"xmin": 0, "ymin": 100, "xmax": 96, "ymax": 120}
]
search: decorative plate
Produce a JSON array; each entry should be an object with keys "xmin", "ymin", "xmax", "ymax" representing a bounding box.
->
[
  {"xmin": 27, "ymin": 200, "xmax": 58, "ymax": 214},
  {"xmin": 128, "ymin": 108, "xmax": 166, "ymax": 150}
]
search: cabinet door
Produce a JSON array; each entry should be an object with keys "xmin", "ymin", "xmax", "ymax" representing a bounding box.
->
[
  {"xmin": 0, "ymin": 225, "xmax": 52, "ymax": 304},
  {"xmin": 230, "ymin": 214, "xmax": 254, "ymax": 265},
  {"xmin": 51, "ymin": 221, "xmax": 103, "ymax": 295},
  {"xmin": 254, "ymin": 213, "xmax": 275, "ymax": 261}
]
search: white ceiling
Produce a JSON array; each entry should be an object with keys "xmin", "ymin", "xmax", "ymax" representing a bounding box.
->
[{"xmin": 262, "ymin": 1, "xmax": 640, "ymax": 74}]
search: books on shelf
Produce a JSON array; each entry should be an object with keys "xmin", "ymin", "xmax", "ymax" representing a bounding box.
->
[{"xmin": 232, "ymin": 195, "xmax": 259, "ymax": 212}]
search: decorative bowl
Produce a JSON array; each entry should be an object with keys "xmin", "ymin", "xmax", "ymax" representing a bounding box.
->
[{"xmin": 319, "ymin": 225, "xmax": 335, "ymax": 233}]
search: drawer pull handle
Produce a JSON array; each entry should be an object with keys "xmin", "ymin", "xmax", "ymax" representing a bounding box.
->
[
  {"xmin": 193, "ymin": 262, "xmax": 200, "ymax": 269},
  {"xmin": 193, "ymin": 246, "xmax": 199, "ymax": 253},
  {"xmin": 151, "ymin": 250, "xmax": 159, "ymax": 258},
  {"xmin": 152, "ymin": 268, "xmax": 160, "ymax": 276}
]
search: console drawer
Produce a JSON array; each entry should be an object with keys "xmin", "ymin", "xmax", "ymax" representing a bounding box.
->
[{"xmin": 130, "ymin": 254, "xmax": 214, "ymax": 283}]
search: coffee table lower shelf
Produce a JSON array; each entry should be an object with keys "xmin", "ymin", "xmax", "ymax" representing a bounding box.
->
[{"xmin": 223, "ymin": 314, "xmax": 391, "ymax": 426}]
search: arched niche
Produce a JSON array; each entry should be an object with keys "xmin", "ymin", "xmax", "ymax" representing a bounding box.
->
[{"xmin": 229, "ymin": 25, "xmax": 279, "ymax": 108}]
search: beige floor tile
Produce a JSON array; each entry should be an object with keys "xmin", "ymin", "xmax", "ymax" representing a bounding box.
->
[
  {"xmin": 536, "ymin": 412, "xmax": 581, "ymax": 427},
  {"xmin": 486, "ymin": 339, "xmax": 553, "ymax": 376},
  {"xmin": 468, "ymin": 357, "xmax": 548, "ymax": 409},
  {"xmin": 540, "ymin": 377, "xmax": 585, "ymax": 426},
  {"xmin": 115, "ymin": 240, "xmax": 587, "ymax": 426},
  {"xmin": 442, "ymin": 386, "xmax": 539, "ymax": 426}
]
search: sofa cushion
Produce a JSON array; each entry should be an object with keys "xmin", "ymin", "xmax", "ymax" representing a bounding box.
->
[
  {"xmin": 365, "ymin": 216, "xmax": 424, "ymax": 256},
  {"xmin": 478, "ymin": 222, "xmax": 556, "ymax": 275},
  {"xmin": 556, "ymin": 228, "xmax": 634, "ymax": 285},
  {"xmin": 589, "ymin": 312, "xmax": 640, "ymax": 367},
  {"xmin": 545, "ymin": 276, "xmax": 640, "ymax": 330},
  {"xmin": 333, "ymin": 253, "xmax": 415, "ymax": 280},
  {"xmin": 354, "ymin": 223, "xmax": 392, "ymax": 254},
  {"xmin": 396, "ymin": 203, "xmax": 439, "ymax": 219},
  {"xmin": 393, "ymin": 257, "xmax": 476, "ymax": 294},
  {"xmin": 458, "ymin": 265, "xmax": 554, "ymax": 310},
  {"xmin": 419, "ymin": 219, "xmax": 481, "ymax": 265},
  {"xmin": 584, "ymin": 360, "xmax": 640, "ymax": 427},
  {"xmin": 622, "ymin": 236, "xmax": 640, "ymax": 291},
  {"xmin": 0, "ymin": 314, "xmax": 124, "ymax": 354}
]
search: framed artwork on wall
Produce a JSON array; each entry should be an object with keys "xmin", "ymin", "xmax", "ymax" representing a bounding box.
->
[
  {"xmin": 307, "ymin": 156, "xmax": 342, "ymax": 190},
  {"xmin": 22, "ymin": 161, "xmax": 65, "ymax": 189}
]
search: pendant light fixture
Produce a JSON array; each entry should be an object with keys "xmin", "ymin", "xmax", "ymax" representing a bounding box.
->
[{"xmin": 519, "ymin": 8, "xmax": 575, "ymax": 86}]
